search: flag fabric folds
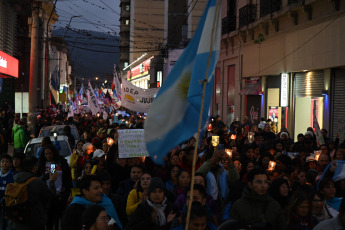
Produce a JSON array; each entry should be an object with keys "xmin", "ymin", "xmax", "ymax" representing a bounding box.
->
[
  {"xmin": 144, "ymin": 0, "xmax": 221, "ymax": 164},
  {"xmin": 112, "ymin": 65, "xmax": 122, "ymax": 100},
  {"xmin": 87, "ymin": 81, "xmax": 100, "ymax": 115},
  {"xmin": 121, "ymin": 79, "xmax": 159, "ymax": 113}
]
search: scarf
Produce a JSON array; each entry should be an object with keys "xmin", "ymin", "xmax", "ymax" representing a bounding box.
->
[
  {"xmin": 71, "ymin": 194, "xmax": 123, "ymax": 229},
  {"xmin": 147, "ymin": 197, "xmax": 167, "ymax": 226}
]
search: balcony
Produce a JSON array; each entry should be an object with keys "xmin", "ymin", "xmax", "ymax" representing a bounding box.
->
[
  {"xmin": 260, "ymin": 0, "xmax": 282, "ymax": 18},
  {"xmin": 221, "ymin": 16, "xmax": 236, "ymax": 35},
  {"xmin": 239, "ymin": 4, "xmax": 257, "ymax": 28}
]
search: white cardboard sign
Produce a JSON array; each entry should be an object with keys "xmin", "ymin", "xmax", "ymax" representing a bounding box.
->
[{"xmin": 118, "ymin": 129, "xmax": 149, "ymax": 158}]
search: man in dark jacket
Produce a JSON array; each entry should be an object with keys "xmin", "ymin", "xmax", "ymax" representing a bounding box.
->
[
  {"xmin": 12, "ymin": 156, "xmax": 53, "ymax": 230},
  {"xmin": 230, "ymin": 168, "xmax": 286, "ymax": 230}
]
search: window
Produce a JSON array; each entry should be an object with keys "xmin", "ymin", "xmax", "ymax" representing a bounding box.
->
[
  {"xmin": 239, "ymin": 4, "xmax": 256, "ymax": 28},
  {"xmin": 227, "ymin": 65, "xmax": 235, "ymax": 105},
  {"xmin": 125, "ymin": 5, "xmax": 130, "ymax": 11},
  {"xmin": 125, "ymin": 20, "xmax": 129, "ymax": 25}
]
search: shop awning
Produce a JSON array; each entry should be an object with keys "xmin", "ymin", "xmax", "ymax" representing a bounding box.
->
[{"xmin": 239, "ymin": 83, "xmax": 262, "ymax": 95}]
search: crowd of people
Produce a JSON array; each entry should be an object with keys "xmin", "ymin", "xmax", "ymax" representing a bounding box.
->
[{"xmin": 0, "ymin": 103, "xmax": 345, "ymax": 230}]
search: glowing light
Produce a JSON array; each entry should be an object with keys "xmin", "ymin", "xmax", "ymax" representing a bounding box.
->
[
  {"xmin": 211, "ymin": 136, "xmax": 219, "ymax": 147},
  {"xmin": 268, "ymin": 161, "xmax": 276, "ymax": 171},
  {"xmin": 225, "ymin": 149, "xmax": 233, "ymax": 158}
]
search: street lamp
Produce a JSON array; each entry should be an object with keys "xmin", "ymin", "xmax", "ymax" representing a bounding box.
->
[
  {"xmin": 63, "ymin": 15, "xmax": 82, "ymax": 38},
  {"xmin": 95, "ymin": 77, "xmax": 99, "ymax": 81}
]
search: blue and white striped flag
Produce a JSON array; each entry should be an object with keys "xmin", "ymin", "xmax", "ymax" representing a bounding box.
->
[{"xmin": 144, "ymin": 0, "xmax": 221, "ymax": 164}]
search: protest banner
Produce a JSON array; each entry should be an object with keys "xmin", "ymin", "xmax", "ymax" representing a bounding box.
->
[
  {"xmin": 118, "ymin": 129, "xmax": 149, "ymax": 158},
  {"xmin": 121, "ymin": 80, "xmax": 159, "ymax": 113}
]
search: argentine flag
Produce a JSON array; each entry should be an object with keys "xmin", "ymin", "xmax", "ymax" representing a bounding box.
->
[{"xmin": 144, "ymin": 0, "xmax": 221, "ymax": 164}]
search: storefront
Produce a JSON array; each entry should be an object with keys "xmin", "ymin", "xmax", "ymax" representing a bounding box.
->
[
  {"xmin": 293, "ymin": 71, "xmax": 324, "ymax": 141},
  {"xmin": 240, "ymin": 76, "xmax": 263, "ymax": 125},
  {"xmin": 331, "ymin": 69, "xmax": 345, "ymax": 141},
  {"xmin": 127, "ymin": 56, "xmax": 153, "ymax": 89},
  {"xmin": 0, "ymin": 50, "xmax": 18, "ymax": 108},
  {"xmin": 265, "ymin": 74, "xmax": 290, "ymax": 134}
]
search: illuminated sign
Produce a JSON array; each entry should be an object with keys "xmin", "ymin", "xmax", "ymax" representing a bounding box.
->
[
  {"xmin": 127, "ymin": 56, "xmax": 153, "ymax": 80},
  {"xmin": 0, "ymin": 51, "xmax": 19, "ymax": 78},
  {"xmin": 281, "ymin": 73, "xmax": 289, "ymax": 107}
]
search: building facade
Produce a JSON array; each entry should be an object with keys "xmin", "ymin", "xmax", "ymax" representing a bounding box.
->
[
  {"xmin": 217, "ymin": 0, "xmax": 345, "ymax": 140},
  {"xmin": 119, "ymin": 0, "xmax": 207, "ymax": 89}
]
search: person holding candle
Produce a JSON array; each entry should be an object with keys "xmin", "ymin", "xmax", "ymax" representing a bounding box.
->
[{"xmin": 196, "ymin": 150, "xmax": 239, "ymax": 210}]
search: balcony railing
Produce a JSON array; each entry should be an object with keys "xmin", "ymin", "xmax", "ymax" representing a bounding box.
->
[
  {"xmin": 260, "ymin": 0, "xmax": 282, "ymax": 18},
  {"xmin": 239, "ymin": 4, "xmax": 257, "ymax": 28},
  {"xmin": 222, "ymin": 15, "xmax": 236, "ymax": 35}
]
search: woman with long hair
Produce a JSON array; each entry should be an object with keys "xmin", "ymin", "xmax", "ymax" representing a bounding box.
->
[
  {"xmin": 319, "ymin": 177, "xmax": 343, "ymax": 211},
  {"xmin": 171, "ymin": 169, "xmax": 191, "ymax": 199},
  {"xmin": 82, "ymin": 205, "xmax": 109, "ymax": 230},
  {"xmin": 70, "ymin": 139, "xmax": 85, "ymax": 186},
  {"xmin": 165, "ymin": 165, "xmax": 181, "ymax": 192},
  {"xmin": 126, "ymin": 172, "xmax": 152, "ymax": 216},
  {"xmin": 38, "ymin": 144, "xmax": 72, "ymax": 230},
  {"xmin": 286, "ymin": 190, "xmax": 318, "ymax": 230},
  {"xmin": 268, "ymin": 177, "xmax": 290, "ymax": 210}
]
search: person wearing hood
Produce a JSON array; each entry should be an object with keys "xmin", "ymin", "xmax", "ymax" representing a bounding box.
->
[
  {"xmin": 126, "ymin": 178, "xmax": 176, "ymax": 230},
  {"xmin": 13, "ymin": 120, "xmax": 29, "ymax": 154},
  {"xmin": 229, "ymin": 168, "xmax": 286, "ymax": 230}
]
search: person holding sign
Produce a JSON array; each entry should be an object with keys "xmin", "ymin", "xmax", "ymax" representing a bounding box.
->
[{"xmin": 126, "ymin": 172, "xmax": 152, "ymax": 216}]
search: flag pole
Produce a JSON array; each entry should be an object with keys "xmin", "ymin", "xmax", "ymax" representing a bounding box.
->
[{"xmin": 185, "ymin": 0, "xmax": 220, "ymax": 229}]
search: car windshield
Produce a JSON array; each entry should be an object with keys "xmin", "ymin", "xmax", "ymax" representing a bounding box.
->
[
  {"xmin": 40, "ymin": 127, "xmax": 79, "ymax": 140},
  {"xmin": 25, "ymin": 140, "xmax": 72, "ymax": 157}
]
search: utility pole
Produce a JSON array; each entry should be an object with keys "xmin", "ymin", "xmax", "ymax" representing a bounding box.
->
[{"xmin": 29, "ymin": 1, "xmax": 40, "ymax": 135}]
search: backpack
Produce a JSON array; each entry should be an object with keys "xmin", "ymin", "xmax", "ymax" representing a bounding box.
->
[{"xmin": 3, "ymin": 177, "xmax": 37, "ymax": 222}]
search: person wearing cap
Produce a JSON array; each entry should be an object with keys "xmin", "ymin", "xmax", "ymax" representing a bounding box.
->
[
  {"xmin": 305, "ymin": 156, "xmax": 319, "ymax": 185},
  {"xmin": 91, "ymin": 149, "xmax": 106, "ymax": 174},
  {"xmin": 126, "ymin": 177, "xmax": 176, "ymax": 230},
  {"xmin": 305, "ymin": 156, "xmax": 317, "ymax": 170}
]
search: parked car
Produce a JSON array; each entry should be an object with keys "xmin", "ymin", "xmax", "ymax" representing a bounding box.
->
[
  {"xmin": 24, "ymin": 135, "xmax": 73, "ymax": 159},
  {"xmin": 39, "ymin": 125, "xmax": 80, "ymax": 145}
]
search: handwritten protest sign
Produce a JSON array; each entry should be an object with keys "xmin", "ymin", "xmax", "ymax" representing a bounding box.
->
[{"xmin": 118, "ymin": 129, "xmax": 149, "ymax": 158}]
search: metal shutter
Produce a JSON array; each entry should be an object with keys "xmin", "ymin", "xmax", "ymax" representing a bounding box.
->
[
  {"xmin": 0, "ymin": 2, "xmax": 16, "ymax": 56},
  {"xmin": 331, "ymin": 69, "xmax": 345, "ymax": 141},
  {"xmin": 294, "ymin": 71, "xmax": 324, "ymax": 97}
]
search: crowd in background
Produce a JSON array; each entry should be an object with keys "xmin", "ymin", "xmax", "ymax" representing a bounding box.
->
[{"xmin": 0, "ymin": 102, "xmax": 345, "ymax": 229}]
